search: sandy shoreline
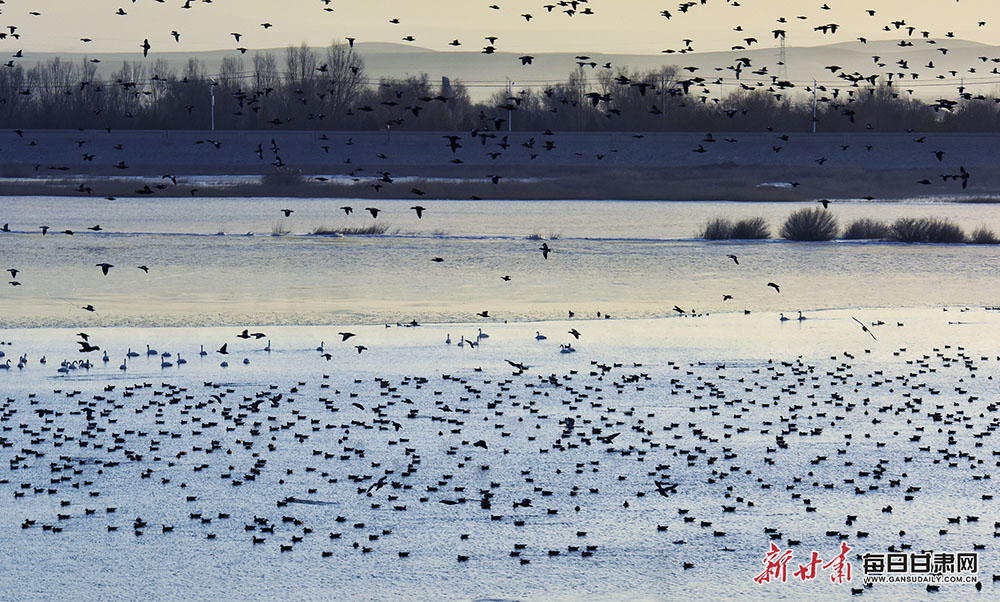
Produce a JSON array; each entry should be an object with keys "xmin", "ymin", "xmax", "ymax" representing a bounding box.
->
[{"xmin": 3, "ymin": 130, "xmax": 1000, "ymax": 200}]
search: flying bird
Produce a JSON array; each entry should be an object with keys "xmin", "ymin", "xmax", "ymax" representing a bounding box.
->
[
  {"xmin": 767, "ymin": 282, "xmax": 780, "ymax": 293},
  {"xmin": 852, "ymin": 316, "xmax": 878, "ymax": 341}
]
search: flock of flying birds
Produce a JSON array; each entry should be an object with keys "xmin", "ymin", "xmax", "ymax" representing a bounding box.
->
[{"xmin": 2, "ymin": 1, "xmax": 1000, "ymax": 596}]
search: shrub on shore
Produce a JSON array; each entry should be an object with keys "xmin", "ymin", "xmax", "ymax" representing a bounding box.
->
[
  {"xmin": 311, "ymin": 223, "xmax": 391, "ymax": 236},
  {"xmin": 969, "ymin": 225, "xmax": 999, "ymax": 244},
  {"xmin": 889, "ymin": 217, "xmax": 965, "ymax": 243},
  {"xmin": 730, "ymin": 217, "xmax": 770, "ymax": 239},
  {"xmin": 700, "ymin": 217, "xmax": 733, "ymax": 240},
  {"xmin": 780, "ymin": 208, "xmax": 838, "ymax": 241},
  {"xmin": 699, "ymin": 217, "xmax": 769, "ymax": 240},
  {"xmin": 271, "ymin": 222, "xmax": 290, "ymax": 236},
  {"xmin": 841, "ymin": 218, "xmax": 890, "ymax": 240}
]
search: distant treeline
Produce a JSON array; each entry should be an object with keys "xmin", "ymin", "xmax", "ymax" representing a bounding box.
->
[{"xmin": 2, "ymin": 42, "xmax": 1000, "ymax": 132}]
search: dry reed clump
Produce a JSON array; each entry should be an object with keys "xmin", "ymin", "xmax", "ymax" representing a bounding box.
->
[
  {"xmin": 780, "ymin": 208, "xmax": 838, "ymax": 241},
  {"xmin": 261, "ymin": 166, "xmax": 305, "ymax": 187},
  {"xmin": 699, "ymin": 217, "xmax": 770, "ymax": 240},
  {"xmin": 730, "ymin": 217, "xmax": 770, "ymax": 239},
  {"xmin": 969, "ymin": 225, "xmax": 999, "ymax": 244},
  {"xmin": 699, "ymin": 217, "xmax": 733, "ymax": 240},
  {"xmin": 888, "ymin": 217, "xmax": 966, "ymax": 243},
  {"xmin": 311, "ymin": 223, "xmax": 391, "ymax": 236},
  {"xmin": 841, "ymin": 218, "xmax": 890, "ymax": 240}
]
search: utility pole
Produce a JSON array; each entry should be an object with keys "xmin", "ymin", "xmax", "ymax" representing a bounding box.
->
[{"xmin": 210, "ymin": 80, "xmax": 216, "ymax": 131}]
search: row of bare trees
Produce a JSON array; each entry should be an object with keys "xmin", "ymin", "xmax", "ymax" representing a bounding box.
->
[{"xmin": 0, "ymin": 43, "xmax": 998, "ymax": 132}]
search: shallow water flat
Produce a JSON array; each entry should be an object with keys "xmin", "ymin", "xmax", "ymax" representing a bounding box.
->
[{"xmin": 1, "ymin": 198, "xmax": 999, "ymax": 327}]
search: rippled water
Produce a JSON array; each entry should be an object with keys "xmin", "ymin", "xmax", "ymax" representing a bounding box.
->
[
  {"xmin": 1, "ymin": 197, "xmax": 999, "ymax": 327},
  {"xmin": 0, "ymin": 196, "xmax": 997, "ymax": 601},
  {"xmin": 0, "ymin": 311, "xmax": 997, "ymax": 601}
]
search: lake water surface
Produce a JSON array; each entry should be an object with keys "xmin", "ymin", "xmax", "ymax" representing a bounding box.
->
[{"xmin": 0, "ymin": 196, "xmax": 997, "ymax": 601}]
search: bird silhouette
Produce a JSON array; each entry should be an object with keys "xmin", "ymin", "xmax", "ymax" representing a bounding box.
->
[{"xmin": 852, "ymin": 317, "xmax": 877, "ymax": 341}]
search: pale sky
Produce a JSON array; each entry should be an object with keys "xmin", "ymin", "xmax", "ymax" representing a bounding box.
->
[{"xmin": 2, "ymin": 0, "xmax": 1000, "ymax": 56}]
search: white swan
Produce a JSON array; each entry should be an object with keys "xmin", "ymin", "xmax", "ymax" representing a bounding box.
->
[
  {"xmin": 797, "ymin": 311, "xmax": 807, "ymax": 321},
  {"xmin": 126, "ymin": 348, "xmax": 139, "ymax": 357},
  {"xmin": 161, "ymin": 358, "xmax": 172, "ymax": 368},
  {"xmin": 0, "ymin": 359, "xmax": 9, "ymax": 369},
  {"xmin": 220, "ymin": 361, "xmax": 229, "ymax": 368},
  {"xmin": 316, "ymin": 341, "xmax": 325, "ymax": 352},
  {"xmin": 264, "ymin": 340, "xmax": 271, "ymax": 352},
  {"xmin": 243, "ymin": 358, "xmax": 250, "ymax": 365},
  {"xmin": 199, "ymin": 345, "xmax": 207, "ymax": 356},
  {"xmin": 176, "ymin": 354, "xmax": 187, "ymax": 365},
  {"xmin": 146, "ymin": 344, "xmax": 157, "ymax": 356},
  {"xmin": 457, "ymin": 336, "xmax": 465, "ymax": 347},
  {"xmin": 39, "ymin": 356, "xmax": 46, "ymax": 364},
  {"xmin": 535, "ymin": 331, "xmax": 547, "ymax": 340},
  {"xmin": 445, "ymin": 333, "xmax": 451, "ymax": 345},
  {"xmin": 477, "ymin": 328, "xmax": 489, "ymax": 340},
  {"xmin": 120, "ymin": 359, "xmax": 127, "ymax": 371},
  {"xmin": 102, "ymin": 351, "xmax": 109, "ymax": 362},
  {"xmin": 779, "ymin": 313, "xmax": 790, "ymax": 322}
]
